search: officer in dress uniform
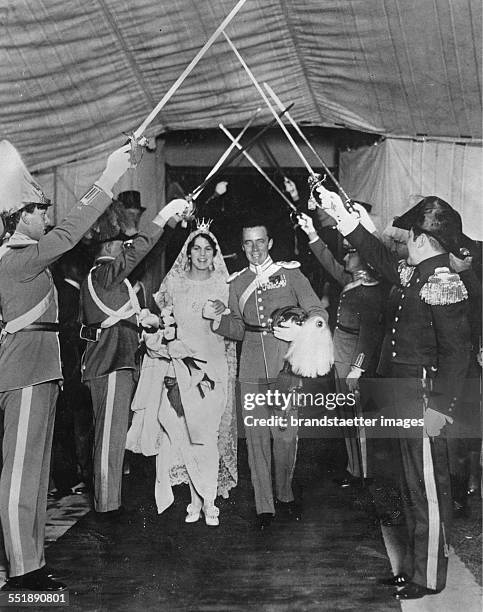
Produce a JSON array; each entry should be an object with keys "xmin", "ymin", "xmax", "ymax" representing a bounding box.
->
[
  {"xmin": 204, "ymin": 219, "xmax": 327, "ymax": 529},
  {"xmin": 297, "ymin": 212, "xmax": 385, "ymax": 484},
  {"xmin": 317, "ymin": 188, "xmax": 471, "ymax": 600},
  {"xmin": 0, "ymin": 140, "xmax": 132, "ymax": 592},
  {"xmin": 80, "ymin": 198, "xmax": 189, "ymax": 516}
]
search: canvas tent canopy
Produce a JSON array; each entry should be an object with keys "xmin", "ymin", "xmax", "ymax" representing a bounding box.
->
[{"xmin": 1, "ymin": 0, "xmax": 481, "ymax": 234}]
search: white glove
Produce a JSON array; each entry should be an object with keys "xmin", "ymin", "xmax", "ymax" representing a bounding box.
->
[
  {"xmin": 139, "ymin": 309, "xmax": 160, "ymax": 330},
  {"xmin": 346, "ymin": 366, "xmax": 363, "ymax": 392},
  {"xmin": 284, "ymin": 178, "xmax": 299, "ymax": 202},
  {"xmin": 297, "ymin": 213, "xmax": 318, "ymax": 241},
  {"xmin": 315, "ymin": 185, "xmax": 359, "ymax": 236},
  {"xmin": 273, "ymin": 321, "xmax": 302, "ymax": 343},
  {"xmin": 352, "ymin": 203, "xmax": 377, "ymax": 234},
  {"xmin": 95, "ymin": 145, "xmax": 132, "ymax": 196},
  {"xmin": 214, "ymin": 181, "xmax": 228, "ymax": 196},
  {"xmin": 449, "ymin": 252, "xmax": 473, "ymax": 273},
  {"xmin": 154, "ymin": 198, "xmax": 192, "ymax": 227},
  {"xmin": 424, "ymin": 407, "xmax": 453, "ymax": 437}
]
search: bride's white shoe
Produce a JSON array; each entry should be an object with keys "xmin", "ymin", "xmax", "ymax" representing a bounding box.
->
[
  {"xmin": 185, "ymin": 503, "xmax": 202, "ymax": 523},
  {"xmin": 203, "ymin": 504, "xmax": 220, "ymax": 527}
]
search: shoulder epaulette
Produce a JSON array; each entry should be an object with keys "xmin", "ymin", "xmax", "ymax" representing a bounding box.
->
[
  {"xmin": 276, "ymin": 260, "xmax": 301, "ymax": 269},
  {"xmin": 227, "ymin": 268, "xmax": 247, "ymax": 283},
  {"xmin": 420, "ymin": 267, "xmax": 468, "ymax": 305}
]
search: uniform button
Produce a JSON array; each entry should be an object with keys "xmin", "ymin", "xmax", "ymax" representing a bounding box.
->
[
  {"xmin": 392, "ymin": 328, "xmax": 396, "ymax": 333},
  {"xmin": 261, "ymin": 322, "xmax": 266, "ymax": 327},
  {"xmin": 395, "ymin": 317, "xmax": 399, "ymax": 322},
  {"xmin": 258, "ymin": 298, "xmax": 262, "ymax": 302},
  {"xmin": 262, "ymin": 331, "xmax": 267, "ymax": 336},
  {"xmin": 260, "ymin": 314, "xmax": 264, "ymax": 319},
  {"xmin": 259, "ymin": 306, "xmax": 264, "ymax": 311},
  {"xmin": 398, "ymin": 305, "xmax": 402, "ymax": 311},
  {"xmin": 392, "ymin": 352, "xmax": 397, "ymax": 357},
  {"xmin": 391, "ymin": 340, "xmax": 395, "ymax": 345},
  {"xmin": 401, "ymin": 294, "xmax": 405, "ymax": 298}
]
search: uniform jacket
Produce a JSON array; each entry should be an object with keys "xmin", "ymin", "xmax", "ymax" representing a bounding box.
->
[
  {"xmin": 309, "ymin": 238, "xmax": 384, "ymax": 373},
  {"xmin": 80, "ymin": 224, "xmax": 163, "ymax": 381},
  {"xmin": 0, "ymin": 191, "xmax": 112, "ymax": 392},
  {"xmin": 215, "ymin": 256, "xmax": 326, "ymax": 382},
  {"xmin": 346, "ymin": 224, "xmax": 471, "ymax": 417}
]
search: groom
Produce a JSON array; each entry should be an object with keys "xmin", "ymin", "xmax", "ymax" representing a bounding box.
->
[{"xmin": 204, "ymin": 219, "xmax": 327, "ymax": 529}]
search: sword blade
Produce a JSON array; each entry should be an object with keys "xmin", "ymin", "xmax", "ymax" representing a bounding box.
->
[
  {"xmin": 223, "ymin": 32, "xmax": 316, "ymax": 176},
  {"xmin": 133, "ymin": 0, "xmax": 248, "ymax": 139},
  {"xmin": 189, "ymin": 103, "xmax": 294, "ymax": 199},
  {"xmin": 191, "ymin": 107, "xmax": 261, "ymax": 200},
  {"xmin": 219, "ymin": 124, "xmax": 298, "ymax": 213},
  {"xmin": 263, "ymin": 82, "xmax": 352, "ymax": 203}
]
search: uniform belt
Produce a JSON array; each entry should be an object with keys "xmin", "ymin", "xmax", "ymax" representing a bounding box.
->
[
  {"xmin": 84, "ymin": 320, "xmax": 140, "ymax": 333},
  {"xmin": 336, "ymin": 324, "xmax": 359, "ymax": 336},
  {"xmin": 245, "ymin": 324, "xmax": 271, "ymax": 333},
  {"xmin": 17, "ymin": 322, "xmax": 60, "ymax": 332}
]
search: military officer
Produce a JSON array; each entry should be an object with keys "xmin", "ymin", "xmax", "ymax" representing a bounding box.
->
[
  {"xmin": 80, "ymin": 197, "xmax": 189, "ymax": 516},
  {"xmin": 204, "ymin": 219, "xmax": 327, "ymax": 529},
  {"xmin": 317, "ymin": 187, "xmax": 471, "ymax": 600},
  {"xmin": 298, "ymin": 212, "xmax": 385, "ymax": 484},
  {"xmin": 0, "ymin": 140, "xmax": 131, "ymax": 591}
]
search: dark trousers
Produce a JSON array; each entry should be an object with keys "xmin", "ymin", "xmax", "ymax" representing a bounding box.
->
[
  {"xmin": 391, "ymin": 364, "xmax": 451, "ymax": 591},
  {"xmin": 52, "ymin": 380, "xmax": 93, "ymax": 491}
]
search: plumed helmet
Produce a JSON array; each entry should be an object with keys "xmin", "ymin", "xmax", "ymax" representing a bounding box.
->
[
  {"xmin": 392, "ymin": 196, "xmax": 472, "ymax": 257},
  {"xmin": 0, "ymin": 140, "xmax": 51, "ymax": 215},
  {"xmin": 269, "ymin": 306, "xmax": 308, "ymax": 331}
]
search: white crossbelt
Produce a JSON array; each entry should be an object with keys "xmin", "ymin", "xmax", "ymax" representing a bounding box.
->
[
  {"xmin": 87, "ymin": 270, "xmax": 141, "ymax": 329},
  {"xmin": 0, "ymin": 284, "xmax": 55, "ymax": 340},
  {"xmin": 238, "ymin": 263, "xmax": 281, "ymax": 314}
]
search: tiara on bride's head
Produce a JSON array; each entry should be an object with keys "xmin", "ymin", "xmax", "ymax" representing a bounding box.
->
[{"xmin": 195, "ymin": 218, "xmax": 213, "ymax": 232}]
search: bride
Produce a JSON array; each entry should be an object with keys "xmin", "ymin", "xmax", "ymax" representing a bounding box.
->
[{"xmin": 126, "ymin": 221, "xmax": 237, "ymax": 526}]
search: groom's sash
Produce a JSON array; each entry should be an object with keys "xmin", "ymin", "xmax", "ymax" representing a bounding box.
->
[{"xmin": 238, "ymin": 263, "xmax": 281, "ymax": 314}]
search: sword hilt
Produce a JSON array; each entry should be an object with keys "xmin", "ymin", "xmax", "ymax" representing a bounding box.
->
[
  {"xmin": 307, "ymin": 174, "xmax": 359, "ymax": 216},
  {"xmin": 123, "ymin": 132, "xmax": 149, "ymax": 168}
]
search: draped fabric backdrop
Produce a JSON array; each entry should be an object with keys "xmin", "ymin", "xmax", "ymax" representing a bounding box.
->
[{"xmin": 340, "ymin": 138, "xmax": 483, "ymax": 240}]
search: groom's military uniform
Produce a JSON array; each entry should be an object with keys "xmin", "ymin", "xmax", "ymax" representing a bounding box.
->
[{"xmin": 215, "ymin": 256, "xmax": 325, "ymax": 515}]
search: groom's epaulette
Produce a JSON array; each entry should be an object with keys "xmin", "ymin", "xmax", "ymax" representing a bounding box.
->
[
  {"xmin": 276, "ymin": 260, "xmax": 301, "ymax": 269},
  {"xmin": 227, "ymin": 268, "xmax": 247, "ymax": 283}
]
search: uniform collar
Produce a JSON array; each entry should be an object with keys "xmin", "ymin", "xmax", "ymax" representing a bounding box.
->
[
  {"xmin": 249, "ymin": 256, "xmax": 273, "ymax": 275},
  {"xmin": 95, "ymin": 255, "xmax": 115, "ymax": 263},
  {"xmin": 416, "ymin": 253, "xmax": 449, "ymax": 278}
]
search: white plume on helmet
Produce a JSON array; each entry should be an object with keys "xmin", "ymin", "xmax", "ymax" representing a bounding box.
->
[{"xmin": 0, "ymin": 140, "xmax": 50, "ymax": 215}]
